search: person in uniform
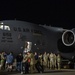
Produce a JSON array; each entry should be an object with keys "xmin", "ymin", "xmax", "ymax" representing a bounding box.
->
[
  {"xmin": 53, "ymin": 53, "xmax": 57, "ymax": 69},
  {"xmin": 30, "ymin": 52, "xmax": 35, "ymax": 73},
  {"xmin": 43, "ymin": 52, "xmax": 47, "ymax": 69},
  {"xmin": 57, "ymin": 54, "xmax": 61, "ymax": 70},
  {"xmin": 47, "ymin": 53, "xmax": 50, "ymax": 68},
  {"xmin": 0, "ymin": 52, "xmax": 5, "ymax": 70},
  {"xmin": 72, "ymin": 56, "xmax": 75, "ymax": 69},
  {"xmin": 26, "ymin": 51, "xmax": 31, "ymax": 73},
  {"xmin": 49, "ymin": 52, "xmax": 54, "ymax": 69}
]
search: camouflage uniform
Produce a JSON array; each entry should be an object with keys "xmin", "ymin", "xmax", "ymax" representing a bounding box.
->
[
  {"xmin": 0, "ymin": 52, "xmax": 5, "ymax": 70},
  {"xmin": 49, "ymin": 53, "xmax": 54, "ymax": 69},
  {"xmin": 53, "ymin": 54, "xmax": 57, "ymax": 69},
  {"xmin": 43, "ymin": 52, "xmax": 47, "ymax": 68},
  {"xmin": 30, "ymin": 53, "xmax": 35, "ymax": 73},
  {"xmin": 47, "ymin": 53, "xmax": 50, "ymax": 68},
  {"xmin": 57, "ymin": 54, "xmax": 61, "ymax": 70}
]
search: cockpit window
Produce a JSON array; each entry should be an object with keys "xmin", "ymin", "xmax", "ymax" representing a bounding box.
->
[{"xmin": 0, "ymin": 25, "xmax": 10, "ymax": 31}]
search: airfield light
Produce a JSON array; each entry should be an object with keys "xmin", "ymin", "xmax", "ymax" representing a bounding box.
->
[{"xmin": 34, "ymin": 44, "xmax": 36, "ymax": 45}]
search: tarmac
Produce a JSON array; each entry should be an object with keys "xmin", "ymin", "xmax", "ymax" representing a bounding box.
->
[{"xmin": 0, "ymin": 69, "xmax": 75, "ymax": 75}]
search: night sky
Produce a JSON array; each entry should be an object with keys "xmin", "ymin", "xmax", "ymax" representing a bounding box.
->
[{"xmin": 0, "ymin": 0, "xmax": 75, "ymax": 29}]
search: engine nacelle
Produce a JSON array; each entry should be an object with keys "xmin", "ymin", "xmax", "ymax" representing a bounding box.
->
[{"xmin": 62, "ymin": 30, "xmax": 75, "ymax": 46}]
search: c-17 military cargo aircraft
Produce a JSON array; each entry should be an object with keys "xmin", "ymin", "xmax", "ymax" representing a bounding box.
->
[{"xmin": 0, "ymin": 20, "xmax": 75, "ymax": 60}]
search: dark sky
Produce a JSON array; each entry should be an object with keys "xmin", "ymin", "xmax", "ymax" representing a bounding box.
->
[{"xmin": 0, "ymin": 0, "xmax": 75, "ymax": 29}]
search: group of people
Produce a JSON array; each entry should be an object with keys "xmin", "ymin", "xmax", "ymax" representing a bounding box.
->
[
  {"xmin": 0, "ymin": 51, "xmax": 61, "ymax": 74},
  {"xmin": 0, "ymin": 52, "xmax": 14, "ymax": 71},
  {"xmin": 42, "ymin": 52, "xmax": 61, "ymax": 70}
]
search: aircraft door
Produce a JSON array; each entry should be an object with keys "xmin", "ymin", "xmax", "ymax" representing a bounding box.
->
[{"xmin": 24, "ymin": 41, "xmax": 32, "ymax": 53}]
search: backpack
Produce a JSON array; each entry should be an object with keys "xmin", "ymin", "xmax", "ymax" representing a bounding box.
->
[{"xmin": 28, "ymin": 58, "xmax": 31, "ymax": 63}]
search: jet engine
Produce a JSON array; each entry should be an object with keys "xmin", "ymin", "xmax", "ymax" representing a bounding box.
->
[
  {"xmin": 57, "ymin": 29, "xmax": 75, "ymax": 59},
  {"xmin": 62, "ymin": 30, "xmax": 75, "ymax": 46}
]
